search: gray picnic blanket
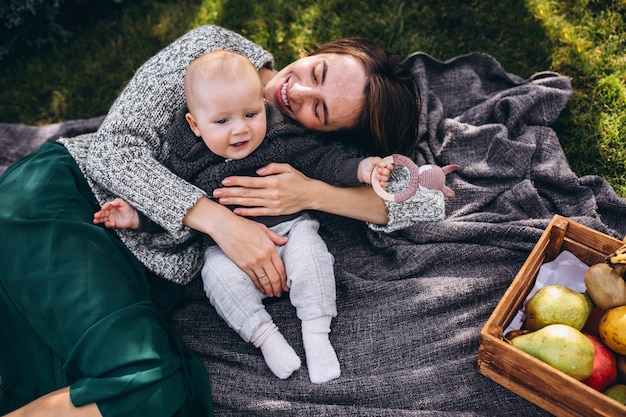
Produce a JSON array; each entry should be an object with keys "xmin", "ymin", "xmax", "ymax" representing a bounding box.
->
[{"xmin": 2, "ymin": 52, "xmax": 625, "ymax": 416}]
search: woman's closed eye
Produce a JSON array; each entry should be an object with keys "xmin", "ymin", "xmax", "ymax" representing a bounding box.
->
[
  {"xmin": 316, "ymin": 62, "xmax": 329, "ymax": 125},
  {"xmin": 311, "ymin": 68, "xmax": 321, "ymax": 122},
  {"xmin": 313, "ymin": 61, "xmax": 327, "ymax": 85},
  {"xmin": 315, "ymin": 99, "xmax": 327, "ymax": 126}
]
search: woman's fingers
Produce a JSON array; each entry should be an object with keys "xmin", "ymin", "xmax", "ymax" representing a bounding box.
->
[
  {"xmin": 243, "ymin": 254, "xmax": 284, "ymax": 298},
  {"xmin": 247, "ymin": 230, "xmax": 288, "ymax": 296},
  {"xmin": 214, "ymin": 216, "xmax": 287, "ymax": 297},
  {"xmin": 268, "ymin": 233, "xmax": 288, "ymax": 292},
  {"xmin": 213, "ymin": 163, "xmax": 311, "ymax": 216},
  {"xmin": 255, "ymin": 162, "xmax": 295, "ymax": 177},
  {"xmin": 251, "ymin": 265, "xmax": 281, "ymax": 297},
  {"xmin": 214, "ymin": 177, "xmax": 280, "ymax": 216}
]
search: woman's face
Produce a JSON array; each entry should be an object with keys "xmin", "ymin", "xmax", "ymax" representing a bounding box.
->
[{"xmin": 264, "ymin": 53, "xmax": 367, "ymax": 132}]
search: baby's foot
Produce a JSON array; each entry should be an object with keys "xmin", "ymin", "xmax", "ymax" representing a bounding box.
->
[{"xmin": 302, "ymin": 316, "xmax": 340, "ymax": 383}]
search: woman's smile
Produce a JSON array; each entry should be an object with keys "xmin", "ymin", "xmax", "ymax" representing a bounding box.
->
[{"xmin": 279, "ymin": 81, "xmax": 291, "ymax": 110}]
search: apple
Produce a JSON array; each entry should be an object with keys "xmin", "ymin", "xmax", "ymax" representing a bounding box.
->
[{"xmin": 581, "ymin": 333, "xmax": 617, "ymax": 391}]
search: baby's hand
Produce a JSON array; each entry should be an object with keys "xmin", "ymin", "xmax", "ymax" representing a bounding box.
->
[
  {"xmin": 373, "ymin": 160, "xmax": 393, "ymax": 188},
  {"xmin": 358, "ymin": 156, "xmax": 393, "ymax": 187},
  {"xmin": 93, "ymin": 198, "xmax": 140, "ymax": 229}
]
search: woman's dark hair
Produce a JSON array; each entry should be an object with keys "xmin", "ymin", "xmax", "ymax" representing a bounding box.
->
[{"xmin": 309, "ymin": 38, "xmax": 420, "ymax": 156}]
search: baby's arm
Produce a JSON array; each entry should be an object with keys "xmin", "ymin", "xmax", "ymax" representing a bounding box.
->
[
  {"xmin": 93, "ymin": 198, "xmax": 140, "ymax": 230},
  {"xmin": 357, "ymin": 156, "xmax": 393, "ymax": 187}
]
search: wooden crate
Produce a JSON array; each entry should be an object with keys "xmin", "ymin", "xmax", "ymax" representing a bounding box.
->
[{"xmin": 478, "ymin": 215, "xmax": 626, "ymax": 417}]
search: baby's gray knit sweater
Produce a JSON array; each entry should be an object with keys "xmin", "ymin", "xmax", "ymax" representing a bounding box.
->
[{"xmin": 165, "ymin": 102, "xmax": 362, "ymax": 237}]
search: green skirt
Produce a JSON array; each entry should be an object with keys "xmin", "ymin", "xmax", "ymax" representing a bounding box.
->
[{"xmin": 0, "ymin": 143, "xmax": 213, "ymax": 417}]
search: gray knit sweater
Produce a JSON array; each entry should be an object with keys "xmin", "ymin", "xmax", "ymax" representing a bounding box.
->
[{"xmin": 59, "ymin": 25, "xmax": 275, "ymax": 283}]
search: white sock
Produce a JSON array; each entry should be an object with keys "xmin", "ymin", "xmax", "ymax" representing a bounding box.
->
[
  {"xmin": 301, "ymin": 315, "xmax": 341, "ymax": 383},
  {"xmin": 251, "ymin": 321, "xmax": 301, "ymax": 379}
]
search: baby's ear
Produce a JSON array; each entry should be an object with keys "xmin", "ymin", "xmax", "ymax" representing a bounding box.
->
[{"xmin": 185, "ymin": 112, "xmax": 201, "ymax": 137}]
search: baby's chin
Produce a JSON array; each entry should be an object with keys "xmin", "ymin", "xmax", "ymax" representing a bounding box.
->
[{"xmin": 224, "ymin": 140, "xmax": 263, "ymax": 160}]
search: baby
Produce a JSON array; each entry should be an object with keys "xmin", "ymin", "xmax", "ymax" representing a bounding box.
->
[{"xmin": 94, "ymin": 50, "xmax": 391, "ymax": 383}]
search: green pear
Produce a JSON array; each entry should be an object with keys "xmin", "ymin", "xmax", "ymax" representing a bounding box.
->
[
  {"xmin": 525, "ymin": 284, "xmax": 594, "ymax": 331},
  {"xmin": 509, "ymin": 324, "xmax": 595, "ymax": 380},
  {"xmin": 603, "ymin": 384, "xmax": 626, "ymax": 405}
]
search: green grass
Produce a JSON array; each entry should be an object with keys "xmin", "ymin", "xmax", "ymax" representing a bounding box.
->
[{"xmin": 1, "ymin": 0, "xmax": 624, "ymax": 195}]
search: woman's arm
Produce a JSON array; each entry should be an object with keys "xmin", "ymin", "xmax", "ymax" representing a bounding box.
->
[
  {"xmin": 308, "ymin": 182, "xmax": 388, "ymax": 224},
  {"xmin": 214, "ymin": 163, "xmax": 389, "ymax": 225},
  {"xmin": 86, "ymin": 25, "xmax": 274, "ymax": 238},
  {"xmin": 80, "ymin": 26, "xmax": 288, "ymax": 287}
]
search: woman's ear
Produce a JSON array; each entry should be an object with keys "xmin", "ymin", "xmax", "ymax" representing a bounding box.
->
[{"xmin": 185, "ymin": 112, "xmax": 201, "ymax": 137}]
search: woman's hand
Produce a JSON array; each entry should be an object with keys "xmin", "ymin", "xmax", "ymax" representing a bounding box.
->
[
  {"xmin": 214, "ymin": 163, "xmax": 313, "ymax": 217},
  {"xmin": 214, "ymin": 162, "xmax": 390, "ymax": 224},
  {"xmin": 213, "ymin": 214, "xmax": 288, "ymax": 297},
  {"xmin": 184, "ymin": 197, "xmax": 288, "ymax": 297}
]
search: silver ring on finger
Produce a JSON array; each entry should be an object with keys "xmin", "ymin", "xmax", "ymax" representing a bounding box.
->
[{"xmin": 257, "ymin": 272, "xmax": 267, "ymax": 279}]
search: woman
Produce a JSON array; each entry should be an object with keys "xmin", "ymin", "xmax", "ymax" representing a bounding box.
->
[{"xmin": 0, "ymin": 25, "xmax": 418, "ymax": 416}]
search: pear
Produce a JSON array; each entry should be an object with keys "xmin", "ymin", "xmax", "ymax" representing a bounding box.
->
[
  {"xmin": 603, "ymin": 384, "xmax": 626, "ymax": 405},
  {"xmin": 509, "ymin": 324, "xmax": 595, "ymax": 380},
  {"xmin": 524, "ymin": 284, "xmax": 594, "ymax": 331}
]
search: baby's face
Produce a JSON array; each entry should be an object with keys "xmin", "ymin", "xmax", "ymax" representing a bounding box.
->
[{"xmin": 187, "ymin": 69, "xmax": 266, "ymax": 160}]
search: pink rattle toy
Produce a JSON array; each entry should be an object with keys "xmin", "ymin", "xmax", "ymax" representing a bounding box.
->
[{"xmin": 371, "ymin": 154, "xmax": 460, "ymax": 203}]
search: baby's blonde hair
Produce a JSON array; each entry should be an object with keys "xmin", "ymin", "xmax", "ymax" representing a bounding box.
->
[{"xmin": 184, "ymin": 50, "xmax": 262, "ymax": 113}]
